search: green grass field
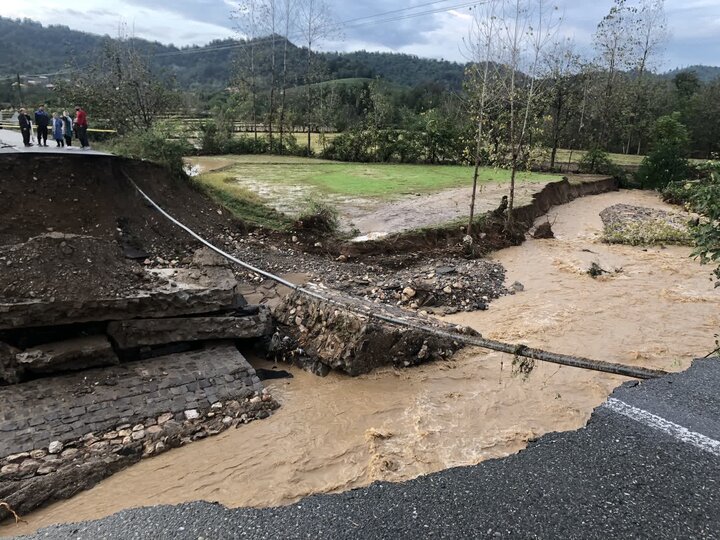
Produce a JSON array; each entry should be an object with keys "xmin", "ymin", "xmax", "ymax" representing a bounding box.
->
[{"xmin": 188, "ymin": 155, "xmax": 560, "ymax": 199}]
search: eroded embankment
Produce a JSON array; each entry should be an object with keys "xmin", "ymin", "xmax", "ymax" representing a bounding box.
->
[
  {"xmin": 5, "ymin": 189, "xmax": 717, "ymax": 537},
  {"xmin": 339, "ymin": 174, "xmax": 618, "ymax": 256}
]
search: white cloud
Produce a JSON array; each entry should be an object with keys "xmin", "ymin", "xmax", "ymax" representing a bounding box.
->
[{"xmin": 4, "ymin": 0, "xmax": 720, "ymax": 69}]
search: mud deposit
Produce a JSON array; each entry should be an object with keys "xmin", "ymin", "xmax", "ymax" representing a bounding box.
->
[{"xmin": 4, "ymin": 190, "xmax": 719, "ymax": 536}]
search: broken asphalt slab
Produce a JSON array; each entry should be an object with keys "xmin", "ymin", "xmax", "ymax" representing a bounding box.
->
[{"xmin": 13, "ymin": 357, "xmax": 720, "ymax": 539}]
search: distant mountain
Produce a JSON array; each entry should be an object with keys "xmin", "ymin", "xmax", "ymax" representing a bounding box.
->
[
  {"xmin": 0, "ymin": 17, "xmax": 467, "ymax": 92},
  {"xmin": 663, "ymin": 65, "xmax": 720, "ymax": 83}
]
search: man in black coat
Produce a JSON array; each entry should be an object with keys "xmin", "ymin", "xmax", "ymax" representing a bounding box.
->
[
  {"xmin": 34, "ymin": 104, "xmax": 49, "ymax": 147},
  {"xmin": 18, "ymin": 108, "xmax": 33, "ymax": 147}
]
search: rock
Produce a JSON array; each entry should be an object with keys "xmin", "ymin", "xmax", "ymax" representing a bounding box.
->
[
  {"xmin": 29, "ymin": 449, "xmax": 47, "ymax": 459},
  {"xmin": 131, "ymin": 430, "xmax": 145, "ymax": 441},
  {"xmin": 6, "ymin": 452, "xmax": 30, "ymax": 463},
  {"xmin": 37, "ymin": 465, "xmax": 55, "ymax": 475},
  {"xmin": 154, "ymin": 441, "xmax": 166, "ymax": 453},
  {"xmin": 132, "ymin": 424, "xmax": 144, "ymax": 432},
  {"xmin": 157, "ymin": 413, "xmax": 174, "ymax": 425},
  {"xmin": 211, "ymin": 402, "xmax": 223, "ymax": 410},
  {"xmin": 146, "ymin": 425, "xmax": 163, "ymax": 435},
  {"xmin": 117, "ymin": 429, "xmax": 131, "ymax": 438},
  {"xmin": 402, "ymin": 287, "xmax": 416, "ymax": 299},
  {"xmin": 257, "ymin": 410, "xmax": 270, "ymax": 420},
  {"xmin": 60, "ymin": 448, "xmax": 79, "ymax": 459},
  {"xmin": 442, "ymin": 286, "xmax": 453, "ymax": 294},
  {"xmin": 249, "ymin": 396, "xmax": 262, "ymax": 404},
  {"xmin": 184, "ymin": 409, "xmax": 200, "ymax": 421},
  {"xmin": 511, "ymin": 281, "xmax": 525, "ymax": 292},
  {"xmin": 19, "ymin": 459, "xmax": 41, "ymax": 474},
  {"xmin": 48, "ymin": 441, "xmax": 64, "ymax": 454},
  {"xmin": 103, "ymin": 431, "xmax": 119, "ymax": 440},
  {"xmin": 1, "ymin": 463, "xmax": 19, "ymax": 475},
  {"xmin": 222, "ymin": 416, "xmax": 233, "ymax": 425},
  {"xmin": 90, "ymin": 441, "xmax": 110, "ymax": 452}
]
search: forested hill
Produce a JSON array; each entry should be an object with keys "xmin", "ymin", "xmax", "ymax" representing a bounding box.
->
[
  {"xmin": 664, "ymin": 65, "xmax": 720, "ymax": 83},
  {"xmin": 0, "ymin": 17, "xmax": 466, "ymax": 90}
]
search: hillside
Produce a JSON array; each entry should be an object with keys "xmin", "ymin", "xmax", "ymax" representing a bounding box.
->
[
  {"xmin": 0, "ymin": 17, "xmax": 466, "ymax": 92},
  {"xmin": 663, "ymin": 65, "xmax": 720, "ymax": 83}
]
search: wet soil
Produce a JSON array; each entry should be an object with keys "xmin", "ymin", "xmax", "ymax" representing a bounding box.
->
[{"xmin": 8, "ymin": 190, "xmax": 718, "ymax": 536}]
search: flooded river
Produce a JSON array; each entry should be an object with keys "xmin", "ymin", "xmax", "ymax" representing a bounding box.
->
[{"xmin": 4, "ymin": 190, "xmax": 719, "ymax": 536}]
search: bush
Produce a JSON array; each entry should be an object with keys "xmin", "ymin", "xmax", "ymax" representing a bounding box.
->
[
  {"xmin": 662, "ymin": 180, "xmax": 698, "ymax": 206},
  {"xmin": 321, "ymin": 130, "xmax": 373, "ymax": 162},
  {"xmin": 690, "ymin": 171, "xmax": 720, "ymax": 285},
  {"xmin": 110, "ymin": 128, "xmax": 193, "ymax": 178},
  {"xmin": 296, "ymin": 198, "xmax": 339, "ymax": 233},
  {"xmin": 198, "ymin": 120, "xmax": 307, "ymax": 157},
  {"xmin": 635, "ymin": 114, "xmax": 690, "ymax": 190},
  {"xmin": 578, "ymin": 148, "xmax": 625, "ymax": 179}
]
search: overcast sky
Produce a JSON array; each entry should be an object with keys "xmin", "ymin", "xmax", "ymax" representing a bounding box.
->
[{"xmin": 4, "ymin": 0, "xmax": 719, "ymax": 70}]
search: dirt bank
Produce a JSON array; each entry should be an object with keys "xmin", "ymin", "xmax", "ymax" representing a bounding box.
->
[{"xmin": 7, "ymin": 189, "xmax": 717, "ymax": 536}]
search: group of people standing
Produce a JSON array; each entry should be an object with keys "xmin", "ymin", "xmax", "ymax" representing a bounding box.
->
[{"xmin": 17, "ymin": 105, "xmax": 89, "ymax": 149}]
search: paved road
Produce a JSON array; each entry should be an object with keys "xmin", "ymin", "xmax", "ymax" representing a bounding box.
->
[
  {"xmin": 0, "ymin": 127, "xmax": 109, "ymax": 156},
  {"xmin": 15, "ymin": 358, "xmax": 720, "ymax": 539}
]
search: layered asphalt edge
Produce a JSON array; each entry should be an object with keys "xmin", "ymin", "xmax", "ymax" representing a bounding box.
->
[{"xmin": 16, "ymin": 357, "xmax": 720, "ymax": 539}]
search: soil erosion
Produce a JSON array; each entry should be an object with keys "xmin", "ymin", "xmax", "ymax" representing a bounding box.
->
[{"xmin": 7, "ymin": 188, "xmax": 718, "ymax": 536}]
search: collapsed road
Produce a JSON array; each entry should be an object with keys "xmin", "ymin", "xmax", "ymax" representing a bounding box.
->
[
  {"xmin": 15, "ymin": 357, "xmax": 720, "ymax": 539},
  {"xmin": 1, "ymin": 147, "xmax": 718, "ymax": 538}
]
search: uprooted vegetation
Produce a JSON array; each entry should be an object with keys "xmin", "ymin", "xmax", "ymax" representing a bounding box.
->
[{"xmin": 600, "ymin": 204, "xmax": 694, "ymax": 246}]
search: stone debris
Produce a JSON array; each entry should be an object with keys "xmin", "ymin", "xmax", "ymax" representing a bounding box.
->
[
  {"xmin": 0, "ymin": 392, "xmax": 279, "ymax": 522},
  {"xmin": 47, "ymin": 441, "xmax": 63, "ymax": 455},
  {"xmin": 273, "ymin": 284, "xmax": 479, "ymax": 376}
]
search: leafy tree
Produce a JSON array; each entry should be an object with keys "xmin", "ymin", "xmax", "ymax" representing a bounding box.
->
[
  {"xmin": 636, "ymin": 113, "xmax": 689, "ymax": 189},
  {"xmin": 54, "ymin": 38, "xmax": 177, "ymax": 133}
]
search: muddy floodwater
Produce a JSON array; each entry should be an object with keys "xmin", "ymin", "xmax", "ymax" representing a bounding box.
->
[{"xmin": 4, "ymin": 190, "xmax": 719, "ymax": 536}]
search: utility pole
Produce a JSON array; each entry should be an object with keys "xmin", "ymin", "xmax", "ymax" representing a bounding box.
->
[{"xmin": 16, "ymin": 73, "xmax": 23, "ymax": 108}]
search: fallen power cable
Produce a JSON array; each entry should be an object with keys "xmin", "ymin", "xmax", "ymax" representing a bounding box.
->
[{"xmin": 124, "ymin": 170, "xmax": 668, "ymax": 381}]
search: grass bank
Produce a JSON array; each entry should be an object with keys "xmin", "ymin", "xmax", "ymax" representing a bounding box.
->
[{"xmin": 186, "ymin": 155, "xmax": 560, "ymax": 199}]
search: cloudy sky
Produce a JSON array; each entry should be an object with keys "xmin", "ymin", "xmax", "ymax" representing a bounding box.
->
[{"xmin": 4, "ymin": 0, "xmax": 719, "ymax": 70}]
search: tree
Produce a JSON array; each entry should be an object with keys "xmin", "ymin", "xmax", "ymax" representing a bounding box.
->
[
  {"xmin": 233, "ymin": 0, "xmax": 262, "ymax": 140},
  {"xmin": 626, "ymin": 0, "xmax": 668, "ymax": 154},
  {"xmin": 592, "ymin": 0, "xmax": 636, "ymax": 146},
  {"xmin": 54, "ymin": 37, "xmax": 176, "ymax": 133},
  {"xmin": 472, "ymin": 0, "xmax": 560, "ymax": 225},
  {"xmin": 297, "ymin": 0, "xmax": 335, "ymax": 154},
  {"xmin": 543, "ymin": 39, "xmax": 585, "ymax": 169},
  {"xmin": 465, "ymin": 0, "xmax": 502, "ymax": 234},
  {"xmin": 636, "ymin": 113, "xmax": 689, "ymax": 189}
]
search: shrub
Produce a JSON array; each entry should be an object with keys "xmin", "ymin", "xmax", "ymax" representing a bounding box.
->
[
  {"xmin": 635, "ymin": 114, "xmax": 690, "ymax": 190},
  {"xmin": 578, "ymin": 148, "xmax": 625, "ymax": 179},
  {"xmin": 296, "ymin": 198, "xmax": 339, "ymax": 233},
  {"xmin": 111, "ymin": 128, "xmax": 192, "ymax": 178}
]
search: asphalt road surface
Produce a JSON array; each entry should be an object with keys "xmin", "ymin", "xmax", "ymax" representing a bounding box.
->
[
  {"xmin": 0, "ymin": 127, "xmax": 108, "ymax": 156},
  {"xmin": 14, "ymin": 358, "xmax": 720, "ymax": 539}
]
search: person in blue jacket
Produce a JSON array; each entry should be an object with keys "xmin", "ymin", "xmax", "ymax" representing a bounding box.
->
[
  {"xmin": 52, "ymin": 113, "xmax": 65, "ymax": 147},
  {"xmin": 34, "ymin": 104, "xmax": 50, "ymax": 147}
]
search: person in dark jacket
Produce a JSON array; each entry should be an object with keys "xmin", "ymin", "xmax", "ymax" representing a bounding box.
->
[
  {"xmin": 73, "ymin": 105, "xmax": 89, "ymax": 149},
  {"xmin": 18, "ymin": 108, "xmax": 33, "ymax": 146},
  {"xmin": 62, "ymin": 110, "xmax": 73, "ymax": 147},
  {"xmin": 34, "ymin": 104, "xmax": 50, "ymax": 147}
]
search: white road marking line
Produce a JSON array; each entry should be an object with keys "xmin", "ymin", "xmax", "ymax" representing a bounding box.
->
[{"xmin": 603, "ymin": 397, "xmax": 720, "ymax": 457}]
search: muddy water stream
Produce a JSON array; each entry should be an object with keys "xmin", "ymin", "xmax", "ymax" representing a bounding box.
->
[{"xmin": 4, "ymin": 190, "xmax": 719, "ymax": 536}]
